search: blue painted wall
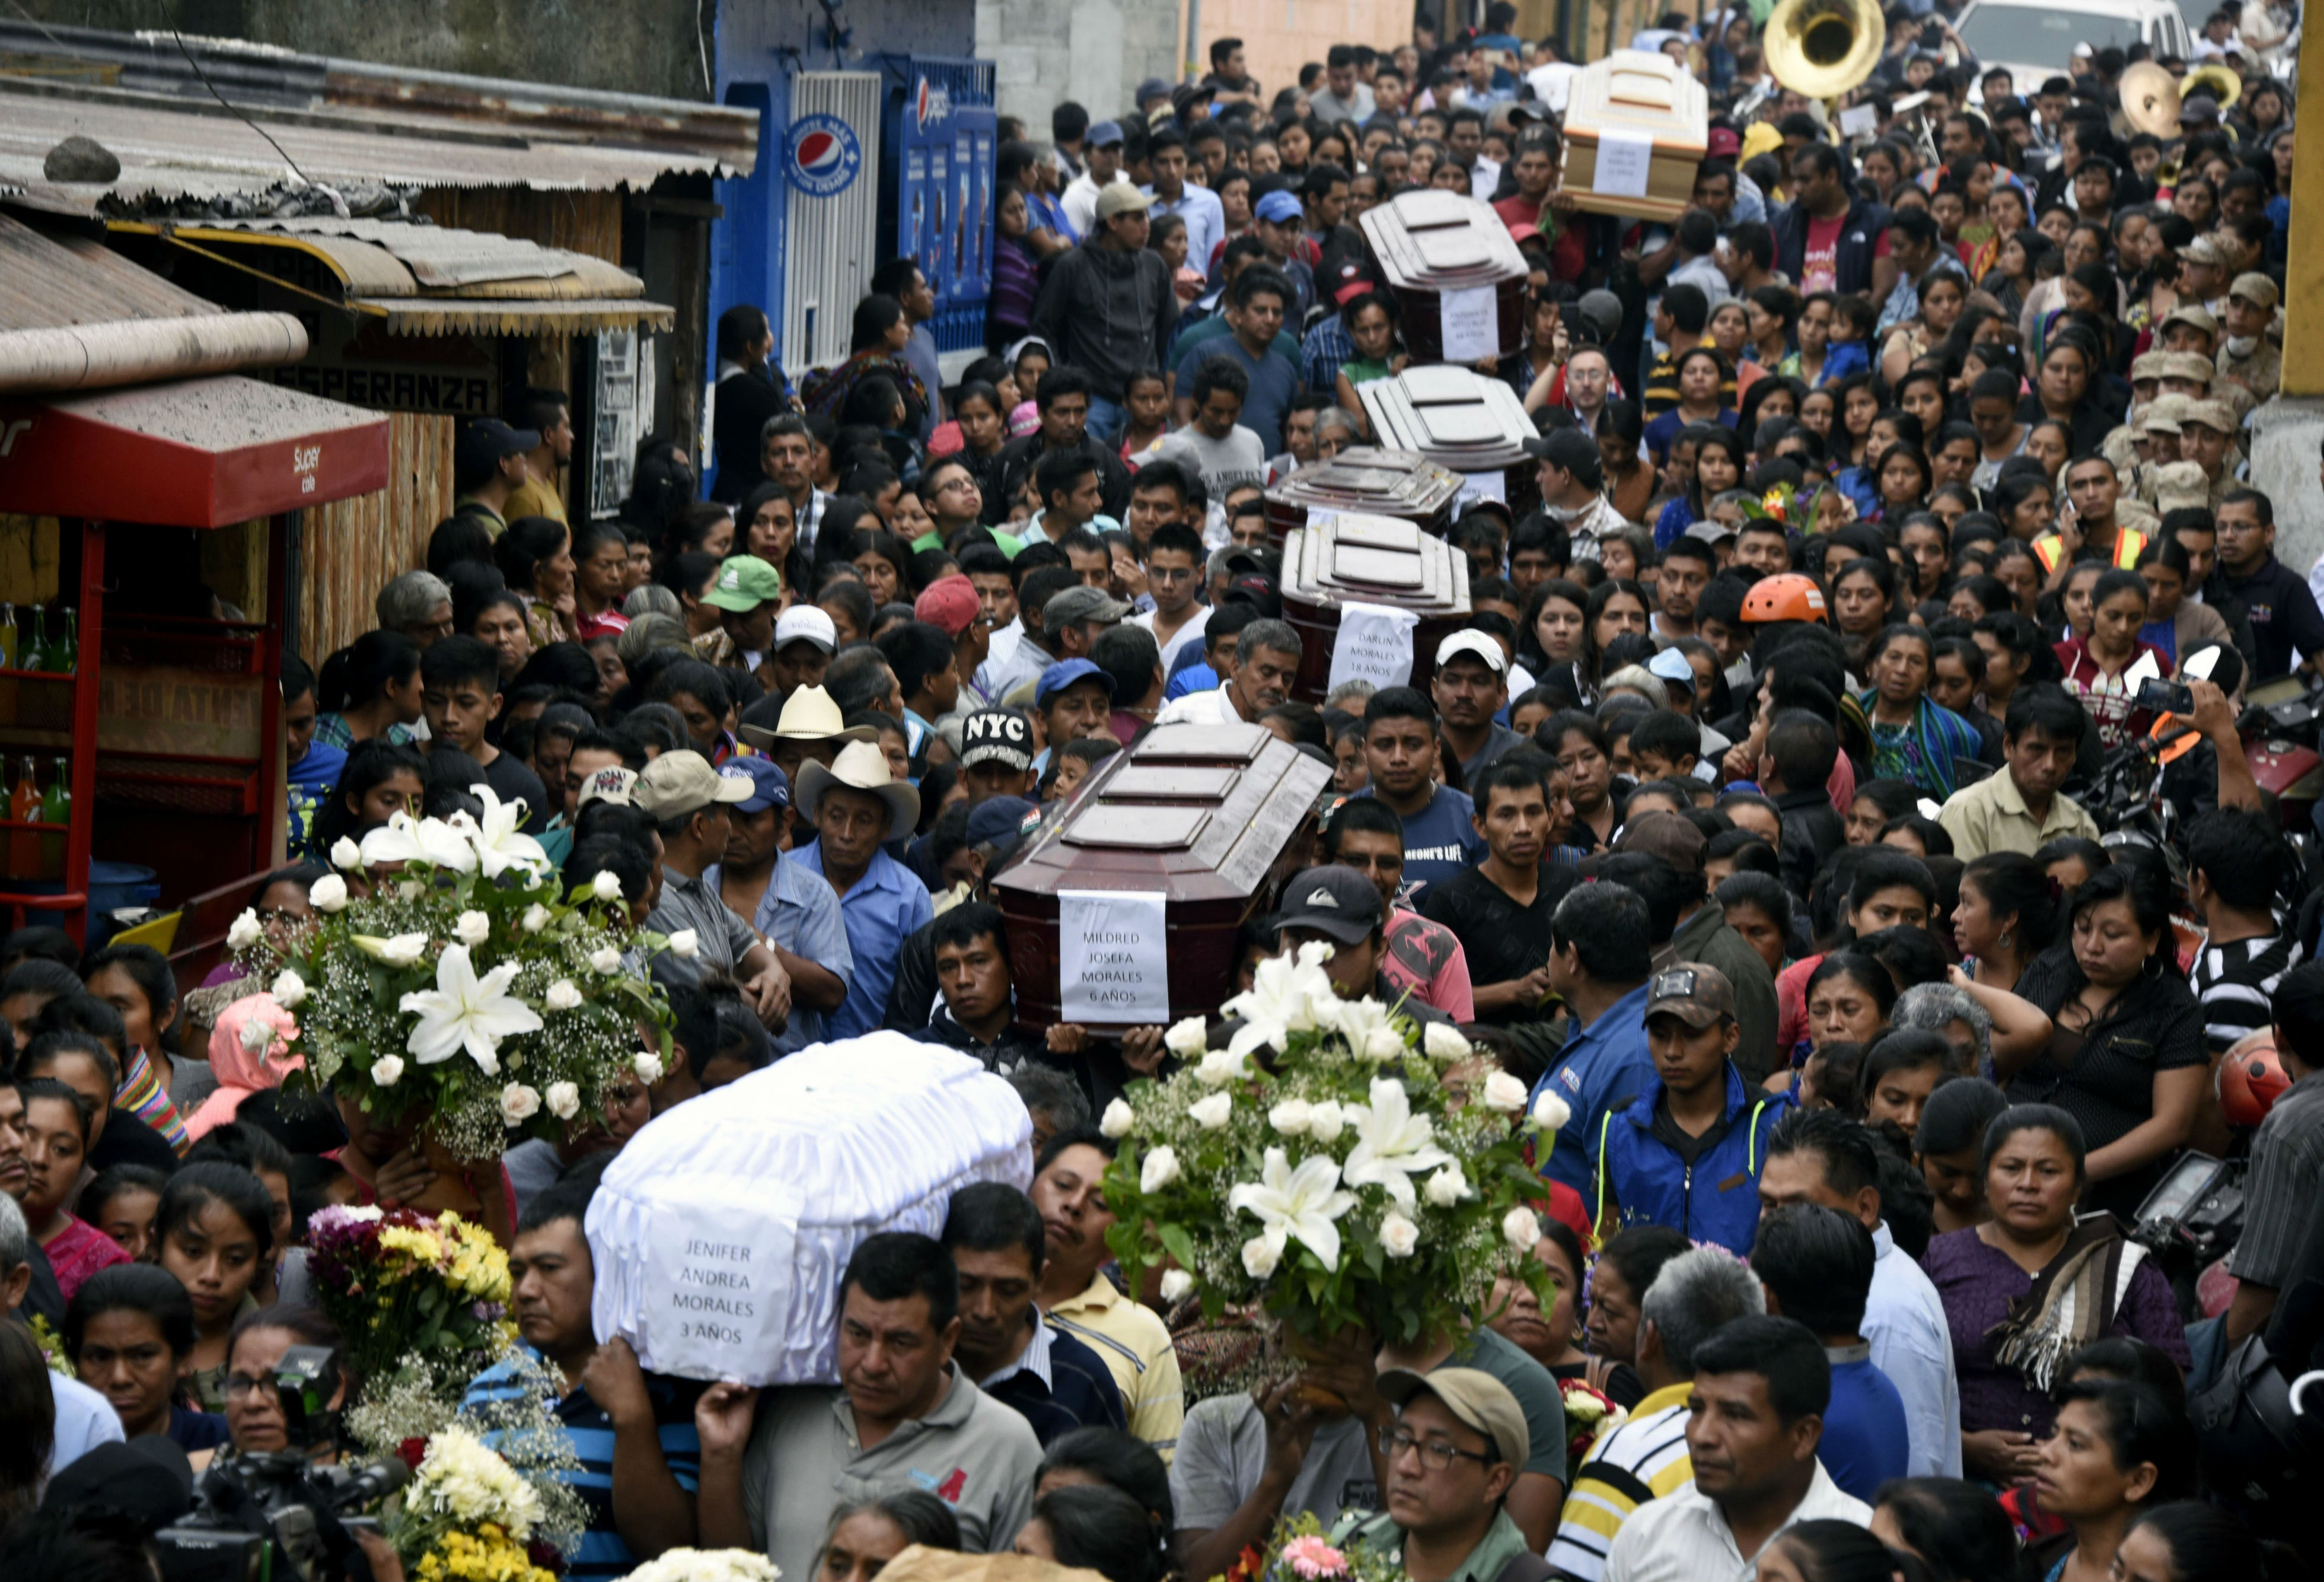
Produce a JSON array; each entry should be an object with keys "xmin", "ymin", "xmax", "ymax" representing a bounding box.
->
[{"xmin": 708, "ymin": 0, "xmax": 981, "ymax": 392}]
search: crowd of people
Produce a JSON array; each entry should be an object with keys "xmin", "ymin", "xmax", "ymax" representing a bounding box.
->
[{"xmin": 5, "ymin": 0, "xmax": 2324, "ymax": 1579}]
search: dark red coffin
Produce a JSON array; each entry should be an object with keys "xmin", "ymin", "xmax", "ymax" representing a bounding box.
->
[
  {"xmin": 1263, "ymin": 445, "xmax": 1463, "ymax": 549},
  {"xmin": 1356, "ymin": 365, "xmax": 1542, "ymax": 517},
  {"xmin": 1280, "ymin": 513, "xmax": 1474, "ymax": 705},
  {"xmin": 1359, "ymin": 190, "xmax": 1529, "ymax": 365},
  {"xmin": 993, "ymin": 722, "xmax": 1334, "ymax": 1032}
]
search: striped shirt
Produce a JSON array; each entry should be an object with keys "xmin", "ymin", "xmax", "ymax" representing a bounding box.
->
[
  {"xmin": 1045, "ymin": 1271, "xmax": 1184, "ymax": 1462},
  {"xmin": 1548, "ymin": 1383, "xmax": 1694, "ymax": 1582},
  {"xmin": 2192, "ymin": 932, "xmax": 2304, "ymax": 1058},
  {"xmin": 115, "ymin": 1048, "xmax": 189, "ymax": 1155},
  {"xmin": 461, "ymin": 1351, "xmax": 703, "ymax": 1581}
]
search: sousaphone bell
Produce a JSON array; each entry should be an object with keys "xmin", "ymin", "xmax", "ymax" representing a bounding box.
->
[
  {"xmin": 1763, "ymin": 0, "xmax": 1885, "ymax": 101},
  {"xmin": 2119, "ymin": 61, "xmax": 2182, "ymax": 138}
]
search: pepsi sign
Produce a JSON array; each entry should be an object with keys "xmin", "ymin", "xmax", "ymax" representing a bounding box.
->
[{"xmin": 787, "ymin": 113, "xmax": 863, "ymax": 198}]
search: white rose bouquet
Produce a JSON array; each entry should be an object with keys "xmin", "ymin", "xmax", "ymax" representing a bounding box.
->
[
  {"xmin": 248, "ymin": 787, "xmax": 678, "ymax": 1160},
  {"xmin": 1100, "ymin": 943, "xmax": 1560, "ymax": 1351}
]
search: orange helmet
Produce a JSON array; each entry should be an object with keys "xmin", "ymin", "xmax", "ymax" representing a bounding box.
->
[
  {"xmin": 1740, "ymin": 573, "xmax": 1828, "ymax": 625},
  {"xmin": 2219, "ymin": 1029, "xmax": 2291, "ymax": 1128}
]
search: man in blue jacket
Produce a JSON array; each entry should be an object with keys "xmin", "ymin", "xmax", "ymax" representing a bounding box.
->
[
  {"xmin": 1594, "ymin": 963, "xmax": 1793, "ymax": 1253},
  {"xmin": 1531, "ymin": 883, "xmax": 1654, "ymax": 1195}
]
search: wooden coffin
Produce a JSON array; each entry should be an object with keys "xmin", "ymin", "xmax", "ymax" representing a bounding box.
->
[
  {"xmin": 994, "ymin": 723, "xmax": 1333, "ymax": 1032},
  {"xmin": 1357, "ymin": 365, "xmax": 1542, "ymax": 517},
  {"xmin": 1263, "ymin": 445, "xmax": 1464, "ymax": 549},
  {"xmin": 1281, "ymin": 513, "xmax": 1474, "ymax": 706},
  {"xmin": 1561, "ymin": 50, "xmax": 1708, "ymax": 224},
  {"xmin": 1358, "ymin": 189, "xmax": 1529, "ymax": 364}
]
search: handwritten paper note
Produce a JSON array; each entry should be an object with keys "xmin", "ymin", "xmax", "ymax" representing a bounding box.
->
[
  {"xmin": 1060, "ymin": 890, "xmax": 1170, "ymax": 1023},
  {"xmin": 1455, "ymin": 470, "xmax": 1508, "ymax": 515},
  {"xmin": 1838, "ymin": 104, "xmax": 1879, "ymax": 138},
  {"xmin": 640, "ymin": 1176, "xmax": 798, "ymax": 1381},
  {"xmin": 1592, "ymin": 128, "xmax": 1656, "ymax": 199},
  {"xmin": 1439, "ymin": 286, "xmax": 1500, "ymax": 362},
  {"xmin": 1329, "ymin": 600, "xmax": 1420, "ymax": 693}
]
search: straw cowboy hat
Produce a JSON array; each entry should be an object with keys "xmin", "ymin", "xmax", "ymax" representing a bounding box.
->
[
  {"xmin": 795, "ymin": 739, "xmax": 920, "ymax": 835},
  {"xmin": 738, "ymin": 683, "xmax": 878, "ymax": 753}
]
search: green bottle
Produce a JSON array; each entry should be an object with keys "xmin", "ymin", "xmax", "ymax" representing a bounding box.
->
[
  {"xmin": 38, "ymin": 757, "xmax": 66, "ymax": 870},
  {"xmin": 21, "ymin": 604, "xmax": 44, "ymax": 673},
  {"xmin": 0, "ymin": 603, "xmax": 17, "ymax": 670},
  {"xmin": 52, "ymin": 609, "xmax": 75, "ymax": 674}
]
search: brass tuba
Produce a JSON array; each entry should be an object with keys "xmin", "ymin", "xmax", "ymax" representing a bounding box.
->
[
  {"xmin": 2180, "ymin": 62, "xmax": 2242, "ymax": 112},
  {"xmin": 1763, "ymin": 0, "xmax": 1886, "ymax": 101}
]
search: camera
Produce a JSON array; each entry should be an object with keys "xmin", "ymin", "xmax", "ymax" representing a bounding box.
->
[
  {"xmin": 152, "ymin": 1346, "xmax": 409, "ymax": 1582},
  {"xmin": 2137, "ymin": 679, "xmax": 2195, "ymax": 717}
]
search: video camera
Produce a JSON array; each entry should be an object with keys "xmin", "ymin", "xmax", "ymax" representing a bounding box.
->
[{"xmin": 153, "ymin": 1345, "xmax": 410, "ymax": 1582}]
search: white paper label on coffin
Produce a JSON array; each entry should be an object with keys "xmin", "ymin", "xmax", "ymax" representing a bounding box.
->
[
  {"xmin": 587, "ymin": 1034, "xmax": 1032, "ymax": 1386},
  {"xmin": 1592, "ymin": 129, "xmax": 1657, "ymax": 199},
  {"xmin": 638, "ymin": 1175, "xmax": 800, "ymax": 1378},
  {"xmin": 1439, "ymin": 287, "xmax": 1501, "ymax": 362}
]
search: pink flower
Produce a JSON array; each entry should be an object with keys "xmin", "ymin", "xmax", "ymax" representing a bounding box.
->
[{"xmin": 1283, "ymin": 1537, "xmax": 1349, "ymax": 1580}]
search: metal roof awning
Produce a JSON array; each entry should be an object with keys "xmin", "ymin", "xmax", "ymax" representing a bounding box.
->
[
  {"xmin": 0, "ymin": 206, "xmax": 308, "ymax": 395},
  {"xmin": 108, "ymin": 215, "xmax": 675, "ymax": 336},
  {"xmin": 0, "ymin": 72, "xmax": 749, "ymax": 204},
  {"xmin": 0, "ymin": 374, "xmax": 388, "ymax": 526},
  {"xmin": 362, "ymin": 297, "xmax": 677, "ymax": 335}
]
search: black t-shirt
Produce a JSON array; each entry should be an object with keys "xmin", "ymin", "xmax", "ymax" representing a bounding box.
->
[
  {"xmin": 482, "ymin": 750, "xmax": 552, "ymax": 833},
  {"xmin": 1419, "ymin": 862, "xmax": 1581, "ymax": 1023}
]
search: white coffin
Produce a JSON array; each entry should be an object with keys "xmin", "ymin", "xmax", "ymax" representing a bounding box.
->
[{"xmin": 586, "ymin": 1034, "xmax": 1034, "ymax": 1384}]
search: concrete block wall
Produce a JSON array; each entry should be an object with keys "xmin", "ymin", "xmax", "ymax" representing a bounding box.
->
[
  {"xmin": 981, "ymin": 0, "xmax": 1181, "ymax": 131},
  {"xmin": 1193, "ymin": 0, "xmax": 1408, "ymax": 115}
]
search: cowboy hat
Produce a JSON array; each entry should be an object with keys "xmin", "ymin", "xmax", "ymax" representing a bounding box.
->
[
  {"xmin": 738, "ymin": 683, "xmax": 878, "ymax": 752},
  {"xmin": 795, "ymin": 739, "xmax": 920, "ymax": 835}
]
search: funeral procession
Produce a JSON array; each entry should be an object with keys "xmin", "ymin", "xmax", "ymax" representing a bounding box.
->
[{"xmin": 6, "ymin": 0, "xmax": 2324, "ymax": 1578}]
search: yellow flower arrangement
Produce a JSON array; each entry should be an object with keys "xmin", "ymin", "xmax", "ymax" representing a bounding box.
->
[
  {"xmin": 410, "ymin": 1524, "xmax": 554, "ymax": 1582},
  {"xmin": 380, "ymin": 1226, "xmax": 450, "ymax": 1266}
]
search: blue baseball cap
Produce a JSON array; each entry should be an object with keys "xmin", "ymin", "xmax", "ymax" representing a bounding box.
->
[
  {"xmin": 1088, "ymin": 120, "xmax": 1126, "ymax": 147},
  {"xmin": 1255, "ymin": 189, "xmax": 1305, "ymax": 224},
  {"xmin": 718, "ymin": 756, "xmax": 792, "ymax": 814},
  {"xmin": 1036, "ymin": 658, "xmax": 1117, "ymax": 707}
]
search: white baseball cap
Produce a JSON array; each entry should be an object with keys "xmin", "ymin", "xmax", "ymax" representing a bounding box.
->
[
  {"xmin": 774, "ymin": 604, "xmax": 838, "ymax": 654},
  {"xmin": 1436, "ymin": 629, "xmax": 1508, "ymax": 674}
]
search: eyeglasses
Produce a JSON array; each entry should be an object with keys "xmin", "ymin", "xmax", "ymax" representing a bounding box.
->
[
  {"xmin": 223, "ymin": 1372, "xmax": 281, "ymax": 1399},
  {"xmin": 1376, "ymin": 1425, "xmax": 1494, "ymax": 1471}
]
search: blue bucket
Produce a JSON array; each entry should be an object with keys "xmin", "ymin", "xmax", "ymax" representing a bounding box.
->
[{"xmin": 16, "ymin": 861, "xmax": 163, "ymax": 943}]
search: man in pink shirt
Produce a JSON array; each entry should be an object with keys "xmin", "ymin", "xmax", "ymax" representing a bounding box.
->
[{"xmin": 1321, "ymin": 796, "xmax": 1476, "ymax": 1021}]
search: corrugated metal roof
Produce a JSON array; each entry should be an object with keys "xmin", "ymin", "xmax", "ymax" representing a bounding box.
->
[
  {"xmin": 0, "ymin": 208, "xmax": 221, "ymax": 331},
  {"xmin": 0, "ymin": 73, "xmax": 747, "ymax": 203},
  {"xmin": 0, "ymin": 20, "xmax": 755, "ymax": 171},
  {"xmin": 174, "ymin": 217, "xmax": 644, "ymax": 293}
]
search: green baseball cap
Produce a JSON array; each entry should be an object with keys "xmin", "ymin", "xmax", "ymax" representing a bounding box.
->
[{"xmin": 702, "ymin": 555, "xmax": 783, "ymax": 613}]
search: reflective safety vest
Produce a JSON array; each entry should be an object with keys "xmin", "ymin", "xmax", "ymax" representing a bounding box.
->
[{"xmin": 2033, "ymin": 527, "xmax": 2148, "ymax": 573}]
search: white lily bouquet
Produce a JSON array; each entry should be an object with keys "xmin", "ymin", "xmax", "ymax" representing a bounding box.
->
[
  {"xmin": 1099, "ymin": 943, "xmax": 1568, "ymax": 1350},
  {"xmin": 242, "ymin": 788, "xmax": 675, "ymax": 1161}
]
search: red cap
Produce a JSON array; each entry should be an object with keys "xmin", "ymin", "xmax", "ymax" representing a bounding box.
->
[
  {"xmin": 913, "ymin": 573, "xmax": 982, "ymax": 637},
  {"xmin": 1707, "ymin": 128, "xmax": 1742, "ymax": 158},
  {"xmin": 1329, "ymin": 259, "xmax": 1375, "ymax": 305}
]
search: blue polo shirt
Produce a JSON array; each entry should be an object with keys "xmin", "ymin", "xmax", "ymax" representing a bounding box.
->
[
  {"xmin": 788, "ymin": 840, "xmax": 933, "ymax": 1040},
  {"xmin": 1530, "ymin": 981, "xmax": 1653, "ymax": 1193},
  {"xmin": 702, "ymin": 856, "xmax": 856, "ymax": 1056},
  {"xmin": 1819, "ymin": 1345, "xmax": 1911, "ymax": 1500}
]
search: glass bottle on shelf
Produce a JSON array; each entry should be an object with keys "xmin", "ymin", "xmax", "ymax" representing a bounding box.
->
[
  {"xmin": 8, "ymin": 757, "xmax": 40, "ymax": 878},
  {"xmin": 39, "ymin": 757, "xmax": 68, "ymax": 871},
  {"xmin": 52, "ymin": 609, "xmax": 75, "ymax": 675},
  {"xmin": 0, "ymin": 603, "xmax": 16, "ymax": 670},
  {"xmin": 20, "ymin": 604, "xmax": 43, "ymax": 674}
]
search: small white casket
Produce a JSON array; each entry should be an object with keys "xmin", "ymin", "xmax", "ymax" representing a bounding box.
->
[{"xmin": 585, "ymin": 1033, "xmax": 1033, "ymax": 1385}]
